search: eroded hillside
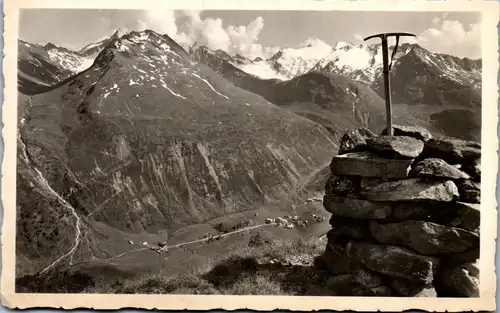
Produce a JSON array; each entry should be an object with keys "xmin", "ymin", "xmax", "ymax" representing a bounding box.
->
[{"xmin": 17, "ymin": 30, "xmax": 336, "ymax": 275}]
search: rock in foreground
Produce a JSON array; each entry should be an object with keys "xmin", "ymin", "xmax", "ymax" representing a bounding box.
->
[
  {"xmin": 324, "ymin": 175, "xmax": 359, "ymax": 196},
  {"xmin": 360, "ymin": 178, "xmax": 459, "ymax": 202},
  {"xmin": 423, "ymin": 137, "xmax": 481, "ymax": 164},
  {"xmin": 389, "ymin": 278, "xmax": 437, "ymax": 297},
  {"xmin": 462, "ymin": 158, "xmax": 481, "ymax": 180},
  {"xmin": 457, "ymin": 180, "xmax": 481, "ymax": 203},
  {"xmin": 410, "ymin": 158, "xmax": 471, "ymax": 180},
  {"xmin": 320, "ymin": 126, "xmax": 481, "ymax": 297},
  {"xmin": 436, "ymin": 261, "xmax": 479, "ymax": 297},
  {"xmin": 323, "ymin": 195, "xmax": 392, "ymax": 219},
  {"xmin": 338, "ymin": 127, "xmax": 376, "ymax": 155},
  {"xmin": 367, "ymin": 136, "xmax": 425, "ymax": 159},
  {"xmin": 369, "ymin": 220, "xmax": 480, "ymax": 255},
  {"xmin": 346, "ymin": 241, "xmax": 438, "ymax": 284},
  {"xmin": 381, "ymin": 125, "xmax": 433, "ymax": 142}
]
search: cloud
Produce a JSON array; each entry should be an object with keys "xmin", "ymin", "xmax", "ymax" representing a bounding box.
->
[
  {"xmin": 263, "ymin": 45, "xmax": 281, "ymax": 57},
  {"xmin": 416, "ymin": 19, "xmax": 480, "ymax": 58},
  {"xmin": 353, "ymin": 33, "xmax": 364, "ymax": 42},
  {"xmin": 173, "ymin": 11, "xmax": 279, "ymax": 59},
  {"xmin": 114, "ymin": 11, "xmax": 480, "ymax": 60},
  {"xmin": 140, "ymin": 10, "xmax": 178, "ymax": 37},
  {"xmin": 299, "ymin": 37, "xmax": 330, "ymax": 49},
  {"xmin": 128, "ymin": 10, "xmax": 278, "ymax": 58}
]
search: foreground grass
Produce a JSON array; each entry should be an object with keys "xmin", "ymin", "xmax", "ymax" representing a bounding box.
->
[
  {"xmin": 87, "ymin": 236, "xmax": 328, "ymax": 295},
  {"xmin": 17, "ymin": 236, "xmax": 331, "ymax": 295}
]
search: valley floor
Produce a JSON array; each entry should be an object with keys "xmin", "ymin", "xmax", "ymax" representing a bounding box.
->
[
  {"xmin": 16, "ymin": 194, "xmax": 332, "ymax": 294},
  {"xmin": 87, "ymin": 236, "xmax": 331, "ymax": 295}
]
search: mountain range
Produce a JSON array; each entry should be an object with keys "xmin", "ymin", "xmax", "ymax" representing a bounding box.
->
[
  {"xmin": 16, "ymin": 28, "xmax": 482, "ymax": 280},
  {"xmin": 192, "ymin": 40, "xmax": 481, "ymax": 108}
]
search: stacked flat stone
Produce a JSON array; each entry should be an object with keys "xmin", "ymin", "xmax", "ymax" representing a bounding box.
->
[{"xmin": 320, "ymin": 125, "xmax": 480, "ymax": 297}]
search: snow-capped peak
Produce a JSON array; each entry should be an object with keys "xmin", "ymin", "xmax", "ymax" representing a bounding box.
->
[
  {"xmin": 333, "ymin": 41, "xmax": 351, "ymax": 50},
  {"xmin": 267, "ymin": 41, "xmax": 333, "ymax": 78},
  {"xmin": 46, "ymin": 47, "xmax": 95, "ymax": 74},
  {"xmin": 312, "ymin": 43, "xmax": 380, "ymax": 82}
]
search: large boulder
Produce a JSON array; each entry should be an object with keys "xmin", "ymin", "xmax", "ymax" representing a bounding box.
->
[
  {"xmin": 325, "ymin": 193, "xmax": 479, "ymax": 227},
  {"xmin": 338, "ymin": 128, "xmax": 376, "ymax": 155},
  {"xmin": 390, "ymin": 201, "xmax": 479, "ymax": 230},
  {"xmin": 388, "ymin": 278, "xmax": 437, "ymax": 297},
  {"xmin": 346, "ymin": 241, "xmax": 438, "ymax": 284},
  {"xmin": 435, "ymin": 261, "xmax": 479, "ymax": 297},
  {"xmin": 323, "ymin": 195, "xmax": 392, "ymax": 219},
  {"xmin": 381, "ymin": 125, "xmax": 433, "ymax": 142},
  {"xmin": 410, "ymin": 158, "xmax": 471, "ymax": 180},
  {"xmin": 369, "ymin": 220, "xmax": 480, "ymax": 255},
  {"xmin": 330, "ymin": 151, "xmax": 413, "ymax": 179},
  {"xmin": 423, "ymin": 137, "xmax": 481, "ymax": 164},
  {"xmin": 457, "ymin": 180, "xmax": 481, "ymax": 203},
  {"xmin": 366, "ymin": 136, "xmax": 425, "ymax": 159},
  {"xmin": 360, "ymin": 178, "xmax": 459, "ymax": 202}
]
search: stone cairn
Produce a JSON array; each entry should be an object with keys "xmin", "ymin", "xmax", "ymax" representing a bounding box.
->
[{"xmin": 319, "ymin": 125, "xmax": 480, "ymax": 297}]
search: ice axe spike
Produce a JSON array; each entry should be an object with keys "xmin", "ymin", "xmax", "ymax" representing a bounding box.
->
[{"xmin": 364, "ymin": 32, "xmax": 416, "ymax": 136}]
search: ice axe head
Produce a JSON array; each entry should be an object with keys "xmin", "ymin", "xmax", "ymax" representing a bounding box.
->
[{"xmin": 363, "ymin": 32, "xmax": 416, "ymax": 42}]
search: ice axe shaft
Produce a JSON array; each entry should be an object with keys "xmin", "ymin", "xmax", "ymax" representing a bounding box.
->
[{"xmin": 364, "ymin": 32, "xmax": 416, "ymax": 136}]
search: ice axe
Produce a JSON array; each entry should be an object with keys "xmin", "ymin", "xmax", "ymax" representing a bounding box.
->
[{"xmin": 364, "ymin": 32, "xmax": 416, "ymax": 136}]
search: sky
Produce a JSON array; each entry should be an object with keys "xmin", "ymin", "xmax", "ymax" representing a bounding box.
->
[{"xmin": 19, "ymin": 9, "xmax": 481, "ymax": 59}]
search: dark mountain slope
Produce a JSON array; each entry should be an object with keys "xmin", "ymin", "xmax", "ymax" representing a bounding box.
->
[
  {"xmin": 18, "ymin": 40, "xmax": 74, "ymax": 94},
  {"xmin": 17, "ymin": 30, "xmax": 336, "ymax": 275},
  {"xmin": 18, "ymin": 33, "xmax": 116, "ymax": 95},
  {"xmin": 192, "ymin": 44, "xmax": 481, "ymax": 140},
  {"xmin": 371, "ymin": 44, "xmax": 481, "ymax": 107}
]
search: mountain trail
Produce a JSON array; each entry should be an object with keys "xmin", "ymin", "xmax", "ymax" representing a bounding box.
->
[{"xmin": 18, "ymin": 135, "xmax": 84, "ymax": 275}]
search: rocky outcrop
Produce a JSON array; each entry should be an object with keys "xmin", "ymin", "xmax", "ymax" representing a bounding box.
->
[
  {"xmin": 366, "ymin": 136, "xmax": 425, "ymax": 159},
  {"xmin": 330, "ymin": 151, "xmax": 414, "ymax": 179},
  {"xmin": 381, "ymin": 125, "xmax": 433, "ymax": 142},
  {"xmin": 321, "ymin": 127, "xmax": 481, "ymax": 297},
  {"xmin": 338, "ymin": 128, "xmax": 376, "ymax": 155},
  {"xmin": 410, "ymin": 158, "xmax": 471, "ymax": 180}
]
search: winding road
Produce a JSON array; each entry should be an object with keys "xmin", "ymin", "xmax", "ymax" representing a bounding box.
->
[{"xmin": 107, "ymin": 223, "xmax": 271, "ymax": 261}]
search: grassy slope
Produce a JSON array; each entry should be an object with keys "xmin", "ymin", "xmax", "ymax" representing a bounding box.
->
[{"xmin": 18, "ymin": 236, "xmax": 332, "ymax": 295}]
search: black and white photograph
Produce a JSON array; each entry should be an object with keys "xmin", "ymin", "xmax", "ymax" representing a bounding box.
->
[{"xmin": 2, "ymin": 0, "xmax": 499, "ymax": 311}]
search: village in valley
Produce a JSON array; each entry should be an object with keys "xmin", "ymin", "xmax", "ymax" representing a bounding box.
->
[{"xmin": 123, "ymin": 196, "xmax": 328, "ymax": 257}]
